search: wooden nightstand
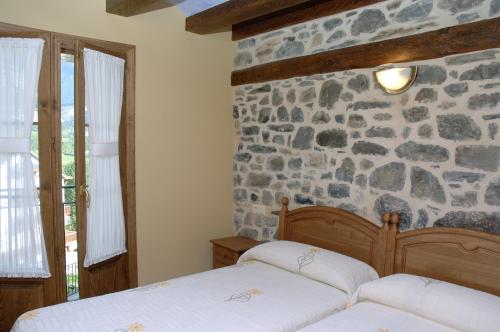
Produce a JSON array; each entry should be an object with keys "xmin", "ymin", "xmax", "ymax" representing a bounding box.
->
[{"xmin": 210, "ymin": 236, "xmax": 260, "ymax": 269}]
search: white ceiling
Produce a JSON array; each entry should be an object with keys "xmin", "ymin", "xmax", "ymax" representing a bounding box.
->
[{"xmin": 176, "ymin": 0, "xmax": 229, "ymax": 16}]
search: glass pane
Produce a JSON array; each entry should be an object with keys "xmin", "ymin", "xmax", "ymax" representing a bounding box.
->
[{"xmin": 61, "ymin": 53, "xmax": 79, "ymax": 301}]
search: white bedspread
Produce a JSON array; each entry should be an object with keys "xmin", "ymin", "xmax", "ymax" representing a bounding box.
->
[
  {"xmin": 12, "ymin": 261, "xmax": 348, "ymax": 332},
  {"xmin": 300, "ymin": 302, "xmax": 458, "ymax": 332}
]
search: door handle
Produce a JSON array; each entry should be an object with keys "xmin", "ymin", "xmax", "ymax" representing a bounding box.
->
[{"xmin": 79, "ymin": 185, "xmax": 90, "ymax": 209}]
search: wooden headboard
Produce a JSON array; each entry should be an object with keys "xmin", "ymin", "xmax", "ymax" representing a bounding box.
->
[
  {"xmin": 391, "ymin": 227, "xmax": 500, "ymax": 296},
  {"xmin": 279, "ymin": 197, "xmax": 399, "ymax": 276}
]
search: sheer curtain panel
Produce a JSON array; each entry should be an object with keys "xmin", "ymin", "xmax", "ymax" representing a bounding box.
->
[
  {"xmin": 0, "ymin": 38, "xmax": 50, "ymax": 278},
  {"xmin": 83, "ymin": 49, "xmax": 126, "ymax": 267}
]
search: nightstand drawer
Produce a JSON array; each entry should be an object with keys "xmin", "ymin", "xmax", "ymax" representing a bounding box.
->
[{"xmin": 213, "ymin": 245, "xmax": 238, "ymax": 266}]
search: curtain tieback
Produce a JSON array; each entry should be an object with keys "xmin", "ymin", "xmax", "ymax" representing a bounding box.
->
[
  {"xmin": 90, "ymin": 142, "xmax": 119, "ymax": 156},
  {"xmin": 0, "ymin": 138, "xmax": 31, "ymax": 153}
]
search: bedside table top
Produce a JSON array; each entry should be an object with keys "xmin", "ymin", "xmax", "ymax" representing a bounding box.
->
[{"xmin": 210, "ymin": 236, "xmax": 260, "ymax": 253}]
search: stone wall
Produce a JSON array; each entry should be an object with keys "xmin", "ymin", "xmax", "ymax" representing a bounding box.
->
[
  {"xmin": 235, "ymin": 0, "xmax": 500, "ymax": 69},
  {"xmin": 233, "ymin": 48, "xmax": 500, "ymax": 240}
]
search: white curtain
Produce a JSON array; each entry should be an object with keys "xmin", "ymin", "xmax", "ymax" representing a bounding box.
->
[
  {"xmin": 83, "ymin": 49, "xmax": 126, "ymax": 267},
  {"xmin": 0, "ymin": 38, "xmax": 50, "ymax": 278}
]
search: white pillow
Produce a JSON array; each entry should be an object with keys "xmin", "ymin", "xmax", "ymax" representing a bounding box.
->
[
  {"xmin": 238, "ymin": 240, "xmax": 379, "ymax": 296},
  {"xmin": 355, "ymin": 274, "xmax": 500, "ymax": 332}
]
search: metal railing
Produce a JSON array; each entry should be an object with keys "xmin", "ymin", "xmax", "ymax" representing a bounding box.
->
[{"xmin": 66, "ymin": 262, "xmax": 79, "ymax": 299}]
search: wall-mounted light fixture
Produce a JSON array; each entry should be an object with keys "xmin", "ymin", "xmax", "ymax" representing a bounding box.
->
[{"xmin": 374, "ymin": 66, "xmax": 418, "ymax": 94}]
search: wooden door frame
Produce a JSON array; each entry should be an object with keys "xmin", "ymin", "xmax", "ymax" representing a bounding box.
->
[{"xmin": 0, "ymin": 21, "xmax": 137, "ymax": 319}]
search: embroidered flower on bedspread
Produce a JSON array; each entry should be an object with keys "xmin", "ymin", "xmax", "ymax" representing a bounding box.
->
[
  {"xmin": 378, "ymin": 329, "xmax": 392, "ymax": 332},
  {"xmin": 129, "ymin": 281, "xmax": 169, "ymax": 292},
  {"xmin": 115, "ymin": 322, "xmax": 145, "ymax": 332},
  {"xmin": 19, "ymin": 310, "xmax": 39, "ymax": 321},
  {"xmin": 419, "ymin": 277, "xmax": 441, "ymax": 287},
  {"xmin": 297, "ymin": 247, "xmax": 321, "ymax": 271},
  {"xmin": 226, "ymin": 288, "xmax": 263, "ymax": 302}
]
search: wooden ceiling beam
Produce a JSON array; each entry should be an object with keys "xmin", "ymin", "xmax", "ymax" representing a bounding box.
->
[
  {"xmin": 231, "ymin": 17, "xmax": 500, "ymax": 86},
  {"xmin": 106, "ymin": 0, "xmax": 173, "ymax": 17},
  {"xmin": 185, "ymin": 0, "xmax": 313, "ymax": 35},
  {"xmin": 232, "ymin": 0, "xmax": 385, "ymax": 41}
]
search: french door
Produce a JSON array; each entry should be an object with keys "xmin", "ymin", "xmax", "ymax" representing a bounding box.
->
[{"xmin": 0, "ymin": 23, "xmax": 137, "ymax": 331}]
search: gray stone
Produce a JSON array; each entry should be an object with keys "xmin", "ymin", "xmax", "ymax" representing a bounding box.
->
[
  {"xmin": 351, "ymin": 131, "xmax": 361, "ymax": 139},
  {"xmin": 418, "ymin": 124, "xmax": 433, "ymax": 138},
  {"xmin": 292, "ymin": 127, "xmax": 315, "ymax": 150},
  {"xmin": 438, "ymin": 0, "xmax": 486, "ymax": 13},
  {"xmin": 337, "ymin": 203, "xmax": 358, "ymax": 213},
  {"xmin": 435, "ymin": 211, "xmax": 500, "ymax": 235},
  {"xmin": 402, "ymin": 106, "xmax": 430, "ymax": 123},
  {"xmin": 456, "ymin": 145, "xmax": 500, "ymax": 171},
  {"xmin": 295, "ymin": 194, "xmax": 314, "ymax": 205},
  {"xmin": 352, "ymin": 141, "xmax": 389, "ymax": 156},
  {"xmin": 351, "ymin": 9, "xmax": 388, "ymax": 36},
  {"xmin": 366, "ymin": 126, "xmax": 395, "ymax": 138},
  {"xmin": 312, "ymin": 111, "xmax": 331, "ymax": 124},
  {"xmin": 336, "ymin": 157, "xmax": 356, "ymax": 183},
  {"xmin": 233, "ymin": 106, "xmax": 239, "ymax": 119},
  {"xmin": 457, "ymin": 12, "xmax": 480, "ymax": 23},
  {"xmin": 395, "ymin": 141, "xmax": 450, "ymax": 162},
  {"xmin": 415, "ymin": 209, "xmax": 429, "ymax": 228},
  {"xmin": 277, "ymin": 106, "xmax": 289, "ymax": 122},
  {"xmin": 348, "ymin": 114, "xmax": 367, "ymax": 128},
  {"xmin": 287, "ymin": 181, "xmax": 301, "ymax": 190},
  {"xmin": 234, "ymin": 189, "xmax": 247, "ymax": 202},
  {"xmin": 452, "ymin": 192, "xmax": 478, "ymax": 208},
  {"xmin": 316, "ymin": 129, "xmax": 348, "ymax": 148},
  {"xmin": 287, "ymin": 89, "xmax": 296, "ymax": 103},
  {"xmin": 299, "ymin": 87, "xmax": 317, "ymax": 103},
  {"xmin": 273, "ymin": 135, "xmax": 285, "ymax": 145},
  {"xmin": 415, "ymin": 88, "xmax": 438, "ymax": 103},
  {"xmin": 444, "ymin": 83, "xmax": 468, "ymax": 97},
  {"xmin": 492, "ymin": 0, "xmax": 500, "ymax": 15},
  {"xmin": 348, "ymin": 101, "xmax": 391, "ymax": 111},
  {"xmin": 402, "ymin": 127, "xmax": 412, "ymax": 139},
  {"xmin": 335, "ymin": 115, "xmax": 345, "ymax": 124},
  {"xmin": 267, "ymin": 156, "xmax": 285, "ymax": 171},
  {"xmin": 326, "ymin": 30, "xmax": 347, "ymax": 43},
  {"xmin": 242, "ymin": 126, "xmax": 260, "ymax": 136},
  {"xmin": 291, "ymin": 107, "xmax": 304, "ymax": 122},
  {"xmin": 258, "ymin": 107, "xmax": 271, "ymax": 123},
  {"xmin": 369, "ymin": 162, "xmax": 406, "ymax": 191},
  {"xmin": 246, "ymin": 173, "xmax": 272, "ymax": 188},
  {"xmin": 483, "ymin": 114, "xmax": 500, "ymax": 120},
  {"xmin": 460, "ymin": 62, "xmax": 500, "ymax": 81},
  {"xmin": 447, "ymin": 51, "xmax": 499, "ymax": 66},
  {"xmin": 374, "ymin": 194, "xmax": 413, "ymax": 230},
  {"xmin": 276, "ymin": 39, "xmax": 305, "ymax": 59},
  {"xmin": 411, "ymin": 167, "xmax": 446, "ymax": 204},
  {"xmin": 355, "ymin": 174, "xmax": 368, "ymax": 189},
  {"xmin": 238, "ymin": 38, "xmax": 255, "ymax": 50},
  {"xmin": 250, "ymin": 84, "xmax": 271, "ymax": 94},
  {"xmin": 443, "ymin": 171, "xmax": 485, "ymax": 183},
  {"xmin": 268, "ymin": 124, "xmax": 295, "ymax": 132},
  {"xmin": 437, "ymin": 114, "xmax": 482, "ymax": 141},
  {"xmin": 485, "ymin": 178, "xmax": 500, "ymax": 206},
  {"xmin": 360, "ymin": 159, "xmax": 374, "ymax": 171},
  {"xmin": 374, "ymin": 113, "xmax": 392, "ymax": 121},
  {"xmin": 415, "ymin": 65, "xmax": 447, "ymax": 85},
  {"xmin": 468, "ymin": 93, "xmax": 500, "ymax": 110},
  {"xmin": 323, "ymin": 18, "xmax": 343, "ymax": 31},
  {"xmin": 248, "ymin": 144, "xmax": 277, "ymax": 154},
  {"xmin": 235, "ymin": 153, "xmax": 252, "ymax": 163},
  {"xmin": 489, "ymin": 123, "xmax": 499, "ymax": 140},
  {"xmin": 235, "ymin": 52, "xmax": 253, "ymax": 67},
  {"xmin": 239, "ymin": 227, "xmax": 259, "ymax": 239},
  {"xmin": 319, "ymin": 80, "xmax": 343, "ymax": 110},
  {"xmin": 396, "ymin": 0, "xmax": 433, "ymax": 22},
  {"xmin": 288, "ymin": 158, "xmax": 303, "ymax": 170},
  {"xmin": 341, "ymin": 92, "xmax": 354, "ymax": 102},
  {"xmin": 260, "ymin": 96, "xmax": 271, "ymax": 106},
  {"xmin": 348, "ymin": 74, "xmax": 370, "ymax": 93},
  {"xmin": 272, "ymin": 88, "xmax": 284, "ymax": 106},
  {"xmin": 328, "ymin": 183, "xmax": 350, "ymax": 198},
  {"xmin": 321, "ymin": 172, "xmax": 333, "ymax": 180}
]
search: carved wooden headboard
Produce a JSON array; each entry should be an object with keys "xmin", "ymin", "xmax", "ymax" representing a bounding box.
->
[
  {"xmin": 279, "ymin": 197, "xmax": 399, "ymax": 277},
  {"xmin": 391, "ymin": 227, "xmax": 500, "ymax": 296}
]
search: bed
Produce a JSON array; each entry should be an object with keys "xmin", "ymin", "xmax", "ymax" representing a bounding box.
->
[
  {"xmin": 12, "ymin": 198, "xmax": 400, "ymax": 332},
  {"xmin": 301, "ymin": 224, "xmax": 500, "ymax": 332}
]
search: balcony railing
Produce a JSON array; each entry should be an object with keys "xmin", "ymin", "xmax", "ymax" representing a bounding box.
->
[{"xmin": 66, "ymin": 262, "xmax": 79, "ymax": 300}]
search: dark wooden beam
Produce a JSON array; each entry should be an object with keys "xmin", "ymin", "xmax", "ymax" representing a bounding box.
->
[
  {"xmin": 106, "ymin": 0, "xmax": 173, "ymax": 17},
  {"xmin": 232, "ymin": 0, "xmax": 385, "ymax": 41},
  {"xmin": 232, "ymin": 17, "xmax": 500, "ymax": 86},
  {"xmin": 186, "ymin": 0, "xmax": 313, "ymax": 35}
]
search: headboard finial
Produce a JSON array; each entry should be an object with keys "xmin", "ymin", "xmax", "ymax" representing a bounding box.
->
[
  {"xmin": 382, "ymin": 212, "xmax": 390, "ymax": 225},
  {"xmin": 281, "ymin": 197, "xmax": 289, "ymax": 207},
  {"xmin": 390, "ymin": 212, "xmax": 400, "ymax": 225},
  {"xmin": 278, "ymin": 197, "xmax": 289, "ymax": 240}
]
